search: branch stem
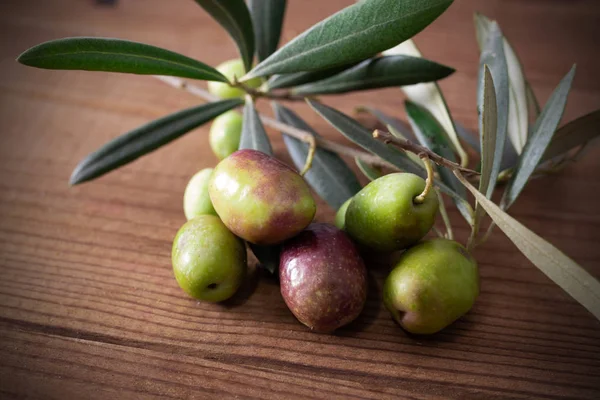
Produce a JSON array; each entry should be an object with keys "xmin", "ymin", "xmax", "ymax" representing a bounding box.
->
[
  {"xmin": 154, "ymin": 76, "xmax": 393, "ymax": 170},
  {"xmin": 373, "ymin": 129, "xmax": 479, "ymax": 175}
]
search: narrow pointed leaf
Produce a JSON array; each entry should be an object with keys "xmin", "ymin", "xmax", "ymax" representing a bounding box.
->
[
  {"xmin": 541, "ymin": 110, "xmax": 600, "ymax": 162},
  {"xmin": 274, "ymin": 103, "xmax": 361, "ymax": 209},
  {"xmin": 355, "ymin": 158, "xmax": 382, "ymax": 181},
  {"xmin": 193, "ymin": 0, "xmax": 255, "ymax": 72},
  {"xmin": 307, "ymin": 99, "xmax": 468, "ymax": 204},
  {"xmin": 455, "ymin": 123, "xmax": 480, "ymax": 154},
  {"xmin": 456, "ymin": 172, "xmax": 600, "ymax": 321},
  {"xmin": 245, "ymin": 0, "xmax": 453, "ymax": 78},
  {"xmin": 240, "ymin": 96, "xmax": 273, "ymax": 155},
  {"xmin": 384, "ymin": 39, "xmax": 469, "ymax": 167},
  {"xmin": 292, "ymin": 55, "xmax": 454, "ymax": 95},
  {"xmin": 307, "ymin": 99, "xmax": 423, "ymax": 177},
  {"xmin": 17, "ymin": 37, "xmax": 228, "ymax": 82},
  {"xmin": 268, "ymin": 63, "xmax": 356, "ymax": 90},
  {"xmin": 477, "ymin": 22, "xmax": 509, "ymax": 197},
  {"xmin": 477, "ymin": 65, "xmax": 498, "ymax": 200},
  {"xmin": 405, "ymin": 100, "xmax": 472, "ymax": 223},
  {"xmin": 357, "ymin": 106, "xmax": 415, "ymax": 141},
  {"xmin": 248, "ymin": 0, "xmax": 287, "ymax": 62},
  {"xmin": 249, "ymin": 243, "xmax": 280, "ymax": 274},
  {"xmin": 475, "ymin": 13, "xmax": 529, "ymax": 154},
  {"xmin": 502, "ymin": 66, "xmax": 576, "ymax": 209},
  {"xmin": 70, "ymin": 99, "xmax": 242, "ymax": 185}
]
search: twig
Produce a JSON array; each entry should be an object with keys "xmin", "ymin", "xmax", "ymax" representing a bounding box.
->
[
  {"xmin": 373, "ymin": 130, "xmax": 480, "ymax": 175},
  {"xmin": 153, "ymin": 76, "xmax": 394, "ymax": 170},
  {"xmin": 233, "ymin": 78, "xmax": 304, "ymax": 102}
]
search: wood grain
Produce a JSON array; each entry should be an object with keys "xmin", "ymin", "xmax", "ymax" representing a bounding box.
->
[{"xmin": 1, "ymin": 0, "xmax": 599, "ymax": 398}]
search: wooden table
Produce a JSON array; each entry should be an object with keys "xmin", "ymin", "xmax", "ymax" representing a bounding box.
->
[{"xmin": 1, "ymin": 0, "xmax": 599, "ymax": 398}]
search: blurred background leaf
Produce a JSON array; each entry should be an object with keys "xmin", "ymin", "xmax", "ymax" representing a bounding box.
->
[{"xmin": 248, "ymin": 0, "xmax": 287, "ymax": 62}]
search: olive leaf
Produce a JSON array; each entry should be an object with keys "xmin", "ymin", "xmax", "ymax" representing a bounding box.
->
[
  {"xmin": 273, "ymin": 103, "xmax": 361, "ymax": 210},
  {"xmin": 540, "ymin": 109, "xmax": 600, "ymax": 163},
  {"xmin": 244, "ymin": 0, "xmax": 453, "ymax": 79},
  {"xmin": 526, "ymin": 82, "xmax": 541, "ymax": 118},
  {"xmin": 17, "ymin": 37, "xmax": 228, "ymax": 82},
  {"xmin": 307, "ymin": 99, "xmax": 423, "ymax": 177},
  {"xmin": 477, "ymin": 65, "xmax": 498, "ymax": 201},
  {"xmin": 248, "ymin": 0, "xmax": 287, "ymax": 62},
  {"xmin": 502, "ymin": 66, "xmax": 576, "ymax": 209},
  {"xmin": 475, "ymin": 13, "xmax": 529, "ymax": 155},
  {"xmin": 356, "ymin": 106, "xmax": 415, "ymax": 141},
  {"xmin": 455, "ymin": 171, "xmax": 600, "ymax": 321},
  {"xmin": 268, "ymin": 63, "xmax": 357, "ymax": 90},
  {"xmin": 292, "ymin": 55, "xmax": 455, "ymax": 96},
  {"xmin": 240, "ymin": 96, "xmax": 273, "ymax": 155},
  {"xmin": 355, "ymin": 157, "xmax": 383, "ymax": 181},
  {"xmin": 70, "ymin": 99, "xmax": 243, "ymax": 185},
  {"xmin": 405, "ymin": 101, "xmax": 472, "ymax": 224},
  {"xmin": 307, "ymin": 99, "xmax": 468, "ymax": 204},
  {"xmin": 248, "ymin": 243, "xmax": 280, "ymax": 275},
  {"xmin": 383, "ymin": 39, "xmax": 469, "ymax": 167},
  {"xmin": 477, "ymin": 22, "xmax": 509, "ymax": 197},
  {"xmin": 193, "ymin": 0, "xmax": 255, "ymax": 72},
  {"xmin": 455, "ymin": 123, "xmax": 480, "ymax": 154}
]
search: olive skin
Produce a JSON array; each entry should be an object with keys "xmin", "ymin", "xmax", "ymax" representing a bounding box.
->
[
  {"xmin": 183, "ymin": 168, "xmax": 218, "ymax": 220},
  {"xmin": 345, "ymin": 173, "xmax": 438, "ymax": 251},
  {"xmin": 171, "ymin": 215, "xmax": 247, "ymax": 302},
  {"xmin": 334, "ymin": 197, "xmax": 352, "ymax": 230},
  {"xmin": 209, "ymin": 110, "xmax": 243, "ymax": 160},
  {"xmin": 207, "ymin": 59, "xmax": 262, "ymax": 99},
  {"xmin": 383, "ymin": 239, "xmax": 479, "ymax": 334},
  {"xmin": 279, "ymin": 223, "xmax": 368, "ymax": 333},
  {"xmin": 208, "ymin": 149, "xmax": 316, "ymax": 245}
]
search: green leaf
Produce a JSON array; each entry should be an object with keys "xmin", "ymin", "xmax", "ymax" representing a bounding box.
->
[
  {"xmin": 475, "ymin": 13, "xmax": 529, "ymax": 155},
  {"xmin": 240, "ymin": 96, "xmax": 273, "ymax": 155},
  {"xmin": 355, "ymin": 157, "xmax": 382, "ymax": 181},
  {"xmin": 477, "ymin": 22, "xmax": 509, "ymax": 197},
  {"xmin": 193, "ymin": 0, "xmax": 255, "ymax": 72},
  {"xmin": 456, "ymin": 172, "xmax": 600, "ymax": 321},
  {"xmin": 502, "ymin": 65, "xmax": 576, "ymax": 209},
  {"xmin": 455, "ymin": 123, "xmax": 480, "ymax": 154},
  {"xmin": 17, "ymin": 37, "xmax": 228, "ymax": 82},
  {"xmin": 383, "ymin": 39, "xmax": 469, "ymax": 167},
  {"xmin": 70, "ymin": 99, "xmax": 242, "ymax": 185},
  {"xmin": 244, "ymin": 0, "xmax": 453, "ymax": 78},
  {"xmin": 292, "ymin": 55, "xmax": 454, "ymax": 95},
  {"xmin": 541, "ymin": 110, "xmax": 600, "ymax": 163},
  {"xmin": 249, "ymin": 243, "xmax": 280, "ymax": 274},
  {"xmin": 307, "ymin": 99, "xmax": 423, "ymax": 177},
  {"xmin": 248, "ymin": 0, "xmax": 287, "ymax": 62},
  {"xmin": 307, "ymin": 99, "xmax": 469, "ymax": 205},
  {"xmin": 477, "ymin": 65, "xmax": 498, "ymax": 200},
  {"xmin": 274, "ymin": 103, "xmax": 361, "ymax": 209},
  {"xmin": 268, "ymin": 63, "xmax": 357, "ymax": 90},
  {"xmin": 405, "ymin": 100, "xmax": 472, "ymax": 224},
  {"xmin": 356, "ymin": 106, "xmax": 415, "ymax": 141}
]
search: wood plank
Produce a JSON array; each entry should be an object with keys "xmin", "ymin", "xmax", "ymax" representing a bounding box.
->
[{"xmin": 0, "ymin": 0, "xmax": 599, "ymax": 398}]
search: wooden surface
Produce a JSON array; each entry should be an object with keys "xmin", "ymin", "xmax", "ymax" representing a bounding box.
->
[{"xmin": 1, "ymin": 0, "xmax": 600, "ymax": 398}]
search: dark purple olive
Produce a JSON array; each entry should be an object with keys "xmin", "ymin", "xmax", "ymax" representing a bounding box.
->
[{"xmin": 279, "ymin": 223, "xmax": 367, "ymax": 333}]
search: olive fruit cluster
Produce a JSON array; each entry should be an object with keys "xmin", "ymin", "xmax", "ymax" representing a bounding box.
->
[
  {"xmin": 171, "ymin": 60, "xmax": 478, "ymax": 335},
  {"xmin": 337, "ymin": 173, "xmax": 479, "ymax": 334}
]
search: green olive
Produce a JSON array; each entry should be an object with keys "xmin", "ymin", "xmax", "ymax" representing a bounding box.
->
[{"xmin": 209, "ymin": 110, "xmax": 243, "ymax": 160}]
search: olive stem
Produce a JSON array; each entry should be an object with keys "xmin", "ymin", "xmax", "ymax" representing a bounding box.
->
[
  {"xmin": 232, "ymin": 77, "xmax": 305, "ymax": 101},
  {"xmin": 436, "ymin": 189, "xmax": 454, "ymax": 240},
  {"xmin": 299, "ymin": 134, "xmax": 317, "ymax": 176},
  {"xmin": 372, "ymin": 130, "xmax": 480, "ymax": 176},
  {"xmin": 153, "ymin": 76, "xmax": 393, "ymax": 170},
  {"xmin": 414, "ymin": 154, "xmax": 434, "ymax": 204}
]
